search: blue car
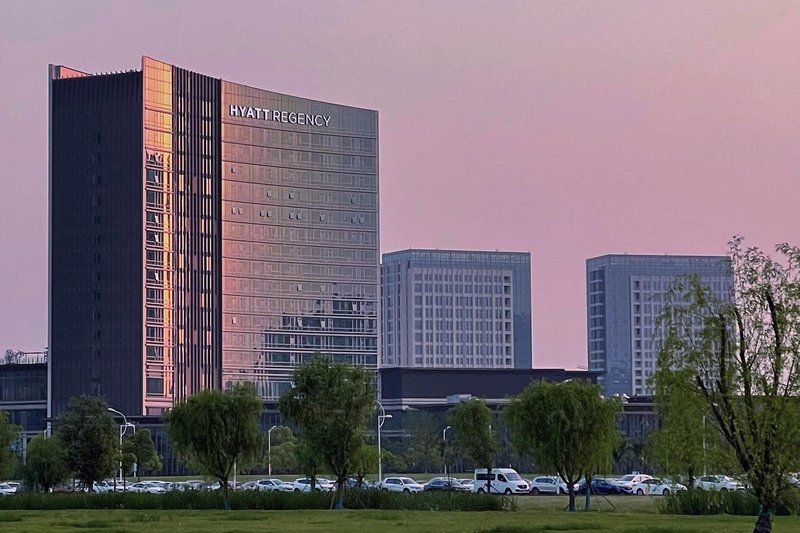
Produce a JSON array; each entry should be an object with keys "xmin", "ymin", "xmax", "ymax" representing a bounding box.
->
[{"xmin": 576, "ymin": 478, "xmax": 624, "ymax": 495}]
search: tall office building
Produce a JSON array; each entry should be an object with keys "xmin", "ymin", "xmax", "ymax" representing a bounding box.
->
[
  {"xmin": 586, "ymin": 254, "xmax": 732, "ymax": 397},
  {"xmin": 381, "ymin": 249, "xmax": 532, "ymax": 369},
  {"xmin": 49, "ymin": 57, "xmax": 378, "ymax": 416}
]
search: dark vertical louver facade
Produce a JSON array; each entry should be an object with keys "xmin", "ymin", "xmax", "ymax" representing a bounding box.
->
[
  {"xmin": 50, "ymin": 68, "xmax": 144, "ymax": 416},
  {"xmin": 171, "ymin": 66, "xmax": 223, "ymax": 398}
]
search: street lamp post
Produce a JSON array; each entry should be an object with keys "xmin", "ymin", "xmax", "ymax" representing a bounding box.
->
[
  {"xmin": 268, "ymin": 425, "xmax": 277, "ymax": 477},
  {"xmin": 376, "ymin": 401, "xmax": 392, "ymax": 484},
  {"xmin": 442, "ymin": 426, "xmax": 452, "ymax": 478},
  {"xmin": 702, "ymin": 414, "xmax": 707, "ymax": 477},
  {"xmin": 107, "ymin": 408, "xmax": 135, "ymax": 488}
]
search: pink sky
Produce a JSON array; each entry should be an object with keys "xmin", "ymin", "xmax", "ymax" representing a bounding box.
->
[{"xmin": 0, "ymin": 1, "xmax": 797, "ymax": 368}]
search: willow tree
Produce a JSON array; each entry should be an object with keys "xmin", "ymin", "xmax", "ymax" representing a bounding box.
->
[
  {"xmin": 658, "ymin": 238, "xmax": 800, "ymax": 533},
  {"xmin": 279, "ymin": 355, "xmax": 375, "ymax": 509},
  {"xmin": 166, "ymin": 383, "xmax": 263, "ymax": 502},
  {"xmin": 448, "ymin": 398, "xmax": 498, "ymax": 493},
  {"xmin": 505, "ymin": 380, "xmax": 620, "ymax": 511}
]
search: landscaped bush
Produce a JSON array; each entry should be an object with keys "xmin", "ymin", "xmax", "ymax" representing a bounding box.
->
[
  {"xmin": 0, "ymin": 489, "xmax": 509, "ymax": 512},
  {"xmin": 659, "ymin": 488, "xmax": 800, "ymax": 516}
]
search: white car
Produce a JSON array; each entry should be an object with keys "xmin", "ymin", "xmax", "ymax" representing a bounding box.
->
[
  {"xmin": 529, "ymin": 476, "xmax": 568, "ymax": 495},
  {"xmin": 254, "ymin": 478, "xmax": 293, "ymax": 492},
  {"xmin": 612, "ymin": 474, "xmax": 653, "ymax": 493},
  {"xmin": 630, "ymin": 478, "xmax": 687, "ymax": 496},
  {"xmin": 473, "ymin": 468, "xmax": 530, "ymax": 495},
  {"xmin": 380, "ymin": 477, "xmax": 424, "ymax": 493},
  {"xmin": 0, "ymin": 483, "xmax": 16, "ymax": 496},
  {"xmin": 127, "ymin": 482, "xmax": 166, "ymax": 494},
  {"xmin": 292, "ymin": 478, "xmax": 333, "ymax": 492},
  {"xmin": 696, "ymin": 475, "xmax": 745, "ymax": 491}
]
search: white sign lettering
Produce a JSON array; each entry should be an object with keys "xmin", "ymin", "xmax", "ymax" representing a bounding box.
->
[{"xmin": 229, "ymin": 105, "xmax": 331, "ymax": 127}]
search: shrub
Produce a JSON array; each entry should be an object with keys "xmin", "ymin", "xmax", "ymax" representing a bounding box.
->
[
  {"xmin": 0, "ymin": 489, "xmax": 510, "ymax": 512},
  {"xmin": 659, "ymin": 488, "xmax": 800, "ymax": 516}
]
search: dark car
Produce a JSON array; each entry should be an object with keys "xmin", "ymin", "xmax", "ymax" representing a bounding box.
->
[
  {"xmin": 576, "ymin": 479, "xmax": 624, "ymax": 495},
  {"xmin": 423, "ymin": 479, "xmax": 470, "ymax": 492}
]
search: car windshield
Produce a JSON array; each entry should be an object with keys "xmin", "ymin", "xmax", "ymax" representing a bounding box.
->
[
  {"xmin": 619, "ymin": 475, "xmax": 635, "ymax": 482},
  {"xmin": 399, "ymin": 478, "xmax": 417, "ymax": 484},
  {"xmin": 505, "ymin": 473, "xmax": 522, "ymax": 481}
]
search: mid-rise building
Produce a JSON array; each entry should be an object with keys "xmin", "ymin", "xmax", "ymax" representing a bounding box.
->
[
  {"xmin": 49, "ymin": 57, "xmax": 378, "ymax": 416},
  {"xmin": 586, "ymin": 254, "xmax": 732, "ymax": 396},
  {"xmin": 381, "ymin": 249, "xmax": 532, "ymax": 369}
]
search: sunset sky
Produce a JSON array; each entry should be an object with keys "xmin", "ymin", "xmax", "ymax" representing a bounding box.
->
[{"xmin": 0, "ymin": 0, "xmax": 797, "ymax": 368}]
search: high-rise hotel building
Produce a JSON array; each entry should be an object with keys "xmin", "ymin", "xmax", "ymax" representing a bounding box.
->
[
  {"xmin": 381, "ymin": 250, "xmax": 532, "ymax": 370},
  {"xmin": 49, "ymin": 57, "xmax": 379, "ymax": 416},
  {"xmin": 586, "ymin": 254, "xmax": 732, "ymax": 397}
]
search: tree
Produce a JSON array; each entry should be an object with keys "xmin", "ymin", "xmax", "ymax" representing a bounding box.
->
[
  {"xmin": 448, "ymin": 399, "xmax": 499, "ymax": 493},
  {"xmin": 4, "ymin": 349, "xmax": 22, "ymax": 365},
  {"xmin": 648, "ymin": 367, "xmax": 736, "ymax": 487},
  {"xmin": 122, "ymin": 429, "xmax": 161, "ymax": 480},
  {"xmin": 505, "ymin": 380, "xmax": 620, "ymax": 511},
  {"xmin": 165, "ymin": 383, "xmax": 263, "ymax": 501},
  {"xmin": 402, "ymin": 410, "xmax": 444, "ymax": 473},
  {"xmin": 22, "ymin": 435, "xmax": 70, "ymax": 492},
  {"xmin": 0, "ymin": 411, "xmax": 21, "ymax": 479},
  {"xmin": 352, "ymin": 444, "xmax": 379, "ymax": 487},
  {"xmin": 278, "ymin": 355, "xmax": 375, "ymax": 509},
  {"xmin": 56, "ymin": 395, "xmax": 117, "ymax": 490},
  {"xmin": 657, "ymin": 238, "xmax": 800, "ymax": 533}
]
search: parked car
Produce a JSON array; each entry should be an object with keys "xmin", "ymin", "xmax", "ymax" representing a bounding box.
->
[
  {"xmin": 612, "ymin": 474, "xmax": 653, "ymax": 493},
  {"xmin": 0, "ymin": 483, "xmax": 17, "ymax": 496},
  {"xmin": 147, "ymin": 480, "xmax": 172, "ymax": 491},
  {"xmin": 529, "ymin": 476, "xmax": 568, "ymax": 495},
  {"xmin": 292, "ymin": 478, "xmax": 333, "ymax": 492},
  {"xmin": 165, "ymin": 482, "xmax": 191, "ymax": 492},
  {"xmin": 423, "ymin": 478, "xmax": 470, "ymax": 492},
  {"xmin": 316, "ymin": 478, "xmax": 336, "ymax": 491},
  {"xmin": 630, "ymin": 478, "xmax": 687, "ymax": 496},
  {"xmin": 380, "ymin": 477, "xmax": 424, "ymax": 493},
  {"xmin": 254, "ymin": 478, "xmax": 293, "ymax": 492},
  {"xmin": 473, "ymin": 468, "xmax": 529, "ymax": 495},
  {"xmin": 127, "ymin": 482, "xmax": 166, "ymax": 494},
  {"xmin": 696, "ymin": 475, "xmax": 745, "ymax": 491},
  {"xmin": 575, "ymin": 478, "xmax": 625, "ymax": 495}
]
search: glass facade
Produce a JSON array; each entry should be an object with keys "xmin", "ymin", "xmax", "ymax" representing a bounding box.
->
[
  {"xmin": 381, "ymin": 250, "xmax": 532, "ymax": 369},
  {"xmin": 142, "ymin": 57, "xmax": 176, "ymax": 412},
  {"xmin": 586, "ymin": 255, "xmax": 732, "ymax": 396},
  {"xmin": 220, "ymin": 83, "xmax": 379, "ymax": 400},
  {"xmin": 51, "ymin": 57, "xmax": 379, "ymax": 413}
]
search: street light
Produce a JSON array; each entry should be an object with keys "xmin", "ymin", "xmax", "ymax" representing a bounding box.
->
[
  {"xmin": 268, "ymin": 425, "xmax": 278, "ymax": 477},
  {"xmin": 376, "ymin": 401, "xmax": 392, "ymax": 483},
  {"xmin": 442, "ymin": 426, "xmax": 452, "ymax": 477},
  {"xmin": 107, "ymin": 408, "xmax": 135, "ymax": 487},
  {"xmin": 703, "ymin": 414, "xmax": 707, "ymax": 476}
]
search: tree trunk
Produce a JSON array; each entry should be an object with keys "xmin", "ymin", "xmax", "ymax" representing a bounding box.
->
[
  {"xmin": 567, "ymin": 487, "xmax": 576, "ymax": 512},
  {"xmin": 753, "ymin": 511, "xmax": 772, "ymax": 533},
  {"xmin": 486, "ymin": 467, "xmax": 492, "ymax": 493},
  {"xmin": 222, "ymin": 476, "xmax": 230, "ymax": 510},
  {"xmin": 584, "ymin": 478, "xmax": 592, "ymax": 511},
  {"xmin": 687, "ymin": 466, "xmax": 694, "ymax": 489},
  {"xmin": 336, "ymin": 479, "xmax": 345, "ymax": 509}
]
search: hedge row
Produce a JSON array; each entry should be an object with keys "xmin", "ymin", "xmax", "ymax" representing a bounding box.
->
[
  {"xmin": 0, "ymin": 489, "xmax": 510, "ymax": 512},
  {"xmin": 659, "ymin": 489, "xmax": 800, "ymax": 516}
]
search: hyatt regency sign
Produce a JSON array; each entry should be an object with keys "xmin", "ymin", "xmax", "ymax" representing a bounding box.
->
[{"xmin": 229, "ymin": 105, "xmax": 331, "ymax": 127}]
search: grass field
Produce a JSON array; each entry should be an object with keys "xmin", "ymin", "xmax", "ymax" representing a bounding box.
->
[{"xmin": 0, "ymin": 496, "xmax": 796, "ymax": 533}]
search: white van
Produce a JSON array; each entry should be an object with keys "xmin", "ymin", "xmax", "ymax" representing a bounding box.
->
[{"xmin": 472, "ymin": 468, "xmax": 530, "ymax": 494}]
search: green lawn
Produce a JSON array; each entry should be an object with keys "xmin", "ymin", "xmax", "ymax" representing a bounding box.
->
[{"xmin": 0, "ymin": 505, "xmax": 796, "ymax": 533}]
